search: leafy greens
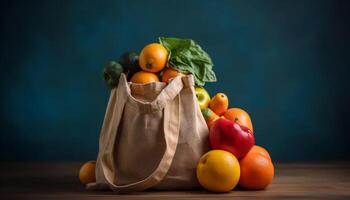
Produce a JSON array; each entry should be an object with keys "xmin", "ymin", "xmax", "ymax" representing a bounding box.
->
[{"xmin": 159, "ymin": 37, "xmax": 216, "ymax": 86}]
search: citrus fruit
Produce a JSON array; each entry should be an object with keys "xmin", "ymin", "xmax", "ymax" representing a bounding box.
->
[
  {"xmin": 209, "ymin": 93, "xmax": 229, "ymax": 116},
  {"xmin": 239, "ymin": 152, "xmax": 274, "ymax": 190},
  {"xmin": 161, "ymin": 67, "xmax": 186, "ymax": 83},
  {"xmin": 197, "ymin": 150, "xmax": 240, "ymax": 192},
  {"xmin": 223, "ymin": 108, "xmax": 253, "ymax": 132},
  {"xmin": 130, "ymin": 71, "xmax": 159, "ymax": 84},
  {"xmin": 139, "ymin": 43, "xmax": 168, "ymax": 73},
  {"xmin": 79, "ymin": 160, "xmax": 96, "ymax": 184},
  {"xmin": 195, "ymin": 87, "xmax": 211, "ymax": 110},
  {"xmin": 246, "ymin": 145, "xmax": 271, "ymax": 161}
]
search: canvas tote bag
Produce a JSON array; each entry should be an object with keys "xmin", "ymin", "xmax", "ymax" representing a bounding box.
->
[{"xmin": 88, "ymin": 73, "xmax": 209, "ymax": 192}]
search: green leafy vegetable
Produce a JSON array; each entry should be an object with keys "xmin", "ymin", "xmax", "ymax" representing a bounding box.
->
[
  {"xmin": 159, "ymin": 37, "xmax": 216, "ymax": 86},
  {"xmin": 118, "ymin": 51, "xmax": 139, "ymax": 79},
  {"xmin": 103, "ymin": 61, "xmax": 124, "ymax": 89}
]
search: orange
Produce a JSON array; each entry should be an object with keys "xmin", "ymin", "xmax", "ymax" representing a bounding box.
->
[
  {"xmin": 130, "ymin": 71, "xmax": 159, "ymax": 84},
  {"xmin": 139, "ymin": 43, "xmax": 168, "ymax": 73},
  {"xmin": 197, "ymin": 150, "xmax": 240, "ymax": 192},
  {"xmin": 239, "ymin": 152, "xmax": 274, "ymax": 190},
  {"xmin": 223, "ymin": 108, "xmax": 253, "ymax": 132},
  {"xmin": 246, "ymin": 145, "xmax": 271, "ymax": 161},
  {"xmin": 209, "ymin": 93, "xmax": 229, "ymax": 116},
  {"xmin": 79, "ymin": 160, "xmax": 96, "ymax": 184},
  {"xmin": 161, "ymin": 67, "xmax": 186, "ymax": 83}
]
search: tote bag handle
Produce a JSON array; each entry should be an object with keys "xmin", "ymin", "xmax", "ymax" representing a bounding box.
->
[{"xmin": 97, "ymin": 75, "xmax": 184, "ymax": 192}]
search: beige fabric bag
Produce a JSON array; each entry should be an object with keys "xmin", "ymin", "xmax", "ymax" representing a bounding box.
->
[{"xmin": 88, "ymin": 73, "xmax": 209, "ymax": 192}]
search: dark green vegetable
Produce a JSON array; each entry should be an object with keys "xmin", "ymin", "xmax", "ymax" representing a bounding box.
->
[
  {"xmin": 118, "ymin": 52, "xmax": 139, "ymax": 78},
  {"xmin": 159, "ymin": 37, "xmax": 216, "ymax": 86},
  {"xmin": 103, "ymin": 61, "xmax": 124, "ymax": 89}
]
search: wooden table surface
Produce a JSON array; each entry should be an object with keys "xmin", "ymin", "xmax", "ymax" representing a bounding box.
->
[{"xmin": 1, "ymin": 161, "xmax": 350, "ymax": 200}]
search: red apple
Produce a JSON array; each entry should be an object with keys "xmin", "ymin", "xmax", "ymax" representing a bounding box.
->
[{"xmin": 209, "ymin": 118, "xmax": 255, "ymax": 159}]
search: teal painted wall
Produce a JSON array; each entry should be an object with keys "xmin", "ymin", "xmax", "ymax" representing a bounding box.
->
[{"xmin": 1, "ymin": 0, "xmax": 349, "ymax": 160}]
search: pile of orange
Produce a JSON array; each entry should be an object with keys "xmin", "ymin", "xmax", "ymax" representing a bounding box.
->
[
  {"xmin": 198, "ymin": 89, "xmax": 274, "ymax": 192},
  {"xmin": 129, "ymin": 43, "xmax": 185, "ymax": 84}
]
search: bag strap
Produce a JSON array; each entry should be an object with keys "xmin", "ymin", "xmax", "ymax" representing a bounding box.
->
[
  {"xmin": 99, "ymin": 75, "xmax": 184, "ymax": 192},
  {"xmin": 92, "ymin": 75, "xmax": 129, "ymax": 189}
]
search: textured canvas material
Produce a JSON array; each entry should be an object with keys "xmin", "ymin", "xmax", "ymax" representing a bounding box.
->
[{"xmin": 88, "ymin": 74, "xmax": 209, "ymax": 192}]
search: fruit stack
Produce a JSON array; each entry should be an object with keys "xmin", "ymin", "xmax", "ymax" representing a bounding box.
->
[
  {"xmin": 79, "ymin": 37, "xmax": 274, "ymax": 193},
  {"xmin": 196, "ymin": 90, "xmax": 274, "ymax": 192}
]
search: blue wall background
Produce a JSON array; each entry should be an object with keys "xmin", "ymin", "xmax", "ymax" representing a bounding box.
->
[{"xmin": 1, "ymin": 0, "xmax": 349, "ymax": 161}]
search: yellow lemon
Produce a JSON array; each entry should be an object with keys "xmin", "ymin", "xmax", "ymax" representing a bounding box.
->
[{"xmin": 196, "ymin": 150, "xmax": 240, "ymax": 192}]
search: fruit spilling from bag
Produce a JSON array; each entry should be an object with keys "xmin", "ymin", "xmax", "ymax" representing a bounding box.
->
[
  {"xmin": 193, "ymin": 62, "xmax": 274, "ymax": 192},
  {"xmin": 79, "ymin": 37, "xmax": 274, "ymax": 193}
]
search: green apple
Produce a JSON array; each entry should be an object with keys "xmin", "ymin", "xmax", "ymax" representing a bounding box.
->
[{"xmin": 195, "ymin": 87, "xmax": 211, "ymax": 110}]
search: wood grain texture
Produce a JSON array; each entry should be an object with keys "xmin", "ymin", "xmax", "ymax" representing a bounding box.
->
[{"xmin": 1, "ymin": 161, "xmax": 350, "ymax": 200}]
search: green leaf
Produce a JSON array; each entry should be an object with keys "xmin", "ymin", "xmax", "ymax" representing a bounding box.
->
[{"xmin": 159, "ymin": 37, "xmax": 216, "ymax": 86}]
